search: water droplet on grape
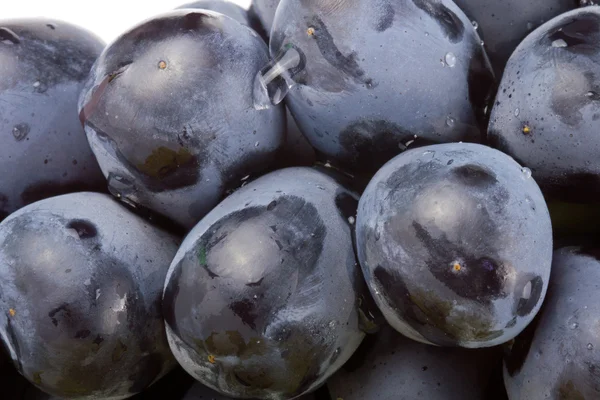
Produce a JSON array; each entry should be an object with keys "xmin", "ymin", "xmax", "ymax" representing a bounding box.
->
[
  {"xmin": 253, "ymin": 45, "xmax": 304, "ymax": 110},
  {"xmin": 12, "ymin": 123, "xmax": 30, "ymax": 141},
  {"xmin": 107, "ymin": 173, "xmax": 138, "ymax": 208},
  {"xmin": 552, "ymin": 39, "xmax": 568, "ymax": 48},
  {"xmin": 444, "ymin": 52, "xmax": 457, "ymax": 68}
]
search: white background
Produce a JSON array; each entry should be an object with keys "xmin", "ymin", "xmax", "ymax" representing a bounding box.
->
[{"xmin": 4, "ymin": 0, "xmax": 251, "ymax": 44}]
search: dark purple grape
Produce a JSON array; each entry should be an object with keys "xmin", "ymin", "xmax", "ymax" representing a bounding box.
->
[
  {"xmin": 453, "ymin": 0, "xmax": 576, "ymax": 74},
  {"xmin": 163, "ymin": 167, "xmax": 373, "ymax": 399},
  {"xmin": 0, "ymin": 19, "xmax": 105, "ymax": 221},
  {"xmin": 264, "ymin": 0, "xmax": 494, "ymax": 173},
  {"xmin": 488, "ymin": 7, "xmax": 600, "ymax": 203},
  {"xmin": 357, "ymin": 143, "xmax": 552, "ymax": 348},
  {"xmin": 78, "ymin": 10, "xmax": 285, "ymax": 229},
  {"xmin": 328, "ymin": 324, "xmax": 500, "ymax": 399},
  {"xmin": 0, "ymin": 193, "xmax": 179, "ymax": 399},
  {"xmin": 504, "ymin": 246, "xmax": 600, "ymax": 399}
]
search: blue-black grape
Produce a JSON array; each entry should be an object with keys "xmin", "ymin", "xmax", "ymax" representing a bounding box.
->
[
  {"xmin": 0, "ymin": 19, "xmax": 105, "ymax": 222},
  {"xmin": 0, "ymin": 193, "xmax": 179, "ymax": 399},
  {"xmin": 78, "ymin": 10, "xmax": 285, "ymax": 229},
  {"xmin": 453, "ymin": 0, "xmax": 576, "ymax": 74},
  {"xmin": 163, "ymin": 167, "xmax": 373, "ymax": 399},
  {"xmin": 356, "ymin": 143, "xmax": 552, "ymax": 348},
  {"xmin": 488, "ymin": 7, "xmax": 600, "ymax": 203},
  {"xmin": 268, "ymin": 0, "xmax": 495, "ymax": 172},
  {"xmin": 504, "ymin": 246, "xmax": 600, "ymax": 399},
  {"xmin": 327, "ymin": 324, "xmax": 500, "ymax": 399}
]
